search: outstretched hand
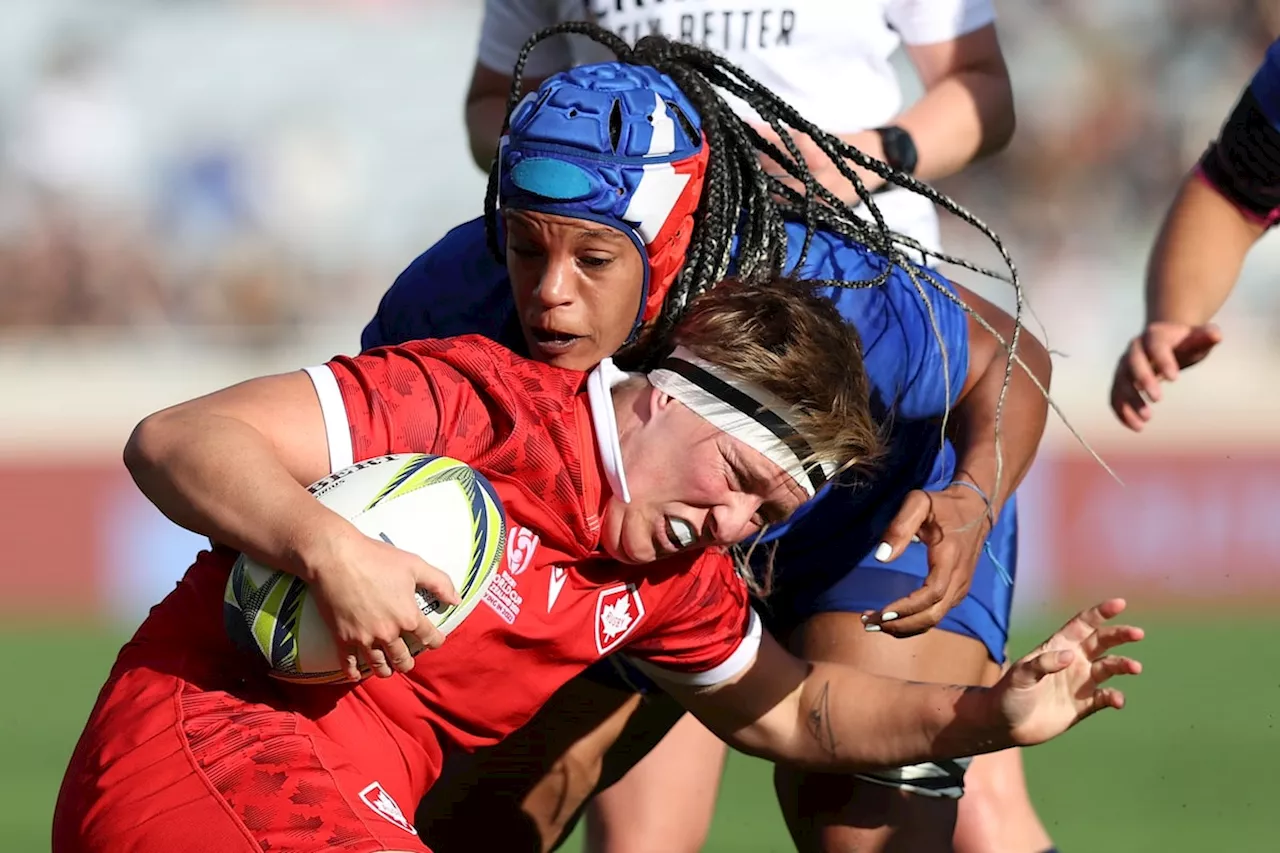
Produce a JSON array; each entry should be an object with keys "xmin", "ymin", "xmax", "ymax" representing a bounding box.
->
[
  {"xmin": 996, "ymin": 599, "xmax": 1144, "ymax": 747},
  {"xmin": 1110, "ymin": 322, "xmax": 1222, "ymax": 431}
]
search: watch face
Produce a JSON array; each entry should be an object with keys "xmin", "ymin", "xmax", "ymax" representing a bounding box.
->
[{"xmin": 879, "ymin": 126, "xmax": 917, "ymax": 175}]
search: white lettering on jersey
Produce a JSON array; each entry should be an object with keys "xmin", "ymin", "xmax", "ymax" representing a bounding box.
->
[
  {"xmin": 506, "ymin": 525, "xmax": 540, "ymax": 576},
  {"xmin": 595, "ymin": 584, "xmax": 645, "ymax": 654},
  {"xmin": 548, "ymin": 566, "xmax": 568, "ymax": 612},
  {"xmin": 358, "ymin": 782, "xmax": 417, "ymax": 835},
  {"xmin": 483, "ymin": 571, "xmax": 524, "ymax": 625}
]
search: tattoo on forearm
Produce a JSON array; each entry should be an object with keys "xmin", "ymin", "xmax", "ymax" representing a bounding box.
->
[{"xmin": 806, "ymin": 681, "xmax": 839, "ymax": 758}]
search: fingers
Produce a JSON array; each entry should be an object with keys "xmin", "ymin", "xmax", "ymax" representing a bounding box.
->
[
  {"xmin": 1174, "ymin": 324, "xmax": 1223, "ymax": 369},
  {"xmin": 1053, "ymin": 598, "xmax": 1128, "ymax": 645},
  {"xmin": 1010, "ymin": 650, "xmax": 1141, "ymax": 694},
  {"xmin": 1074, "ymin": 687, "xmax": 1127, "ymax": 726},
  {"xmin": 1091, "ymin": 654, "xmax": 1142, "ymax": 685},
  {"xmin": 1144, "ymin": 333, "xmax": 1182, "ymax": 383},
  {"xmin": 1081, "ymin": 624, "xmax": 1145, "ymax": 659},
  {"xmin": 1092, "ymin": 687, "xmax": 1126, "ymax": 713},
  {"xmin": 1112, "ymin": 321, "xmax": 1225, "ymax": 429},
  {"xmin": 382, "ymin": 637, "xmax": 418, "ymax": 675},
  {"xmin": 1110, "ymin": 369, "xmax": 1151, "ymax": 432},
  {"xmin": 1110, "ymin": 339, "xmax": 1158, "ymax": 431},
  {"xmin": 407, "ymin": 613, "xmax": 446, "ymax": 655},
  {"xmin": 1127, "ymin": 338, "xmax": 1163, "ymax": 403},
  {"xmin": 863, "ymin": 565, "xmax": 952, "ymax": 636},
  {"xmin": 341, "ymin": 648, "xmax": 388, "ymax": 682},
  {"xmin": 874, "ymin": 491, "xmax": 932, "ymax": 563},
  {"xmin": 342, "ymin": 651, "xmax": 362, "ymax": 683},
  {"xmin": 363, "ymin": 643, "xmax": 400, "ymax": 679},
  {"xmin": 880, "ymin": 559, "xmax": 972, "ymax": 637},
  {"xmin": 1006, "ymin": 648, "xmax": 1074, "ymax": 690},
  {"xmin": 871, "ymin": 528, "xmax": 978, "ymax": 638},
  {"xmin": 348, "ymin": 630, "xmax": 431, "ymax": 681},
  {"xmin": 414, "ymin": 560, "xmax": 460, "ymax": 609}
]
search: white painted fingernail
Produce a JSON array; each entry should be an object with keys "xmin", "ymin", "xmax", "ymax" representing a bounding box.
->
[
  {"xmin": 864, "ymin": 624, "xmax": 882, "ymax": 632},
  {"xmin": 874, "ymin": 542, "xmax": 892, "ymax": 562},
  {"xmin": 860, "ymin": 613, "xmax": 870, "ymax": 623},
  {"xmin": 881, "ymin": 611, "xmax": 899, "ymax": 622},
  {"xmin": 911, "ymin": 534, "xmax": 921, "ymax": 543}
]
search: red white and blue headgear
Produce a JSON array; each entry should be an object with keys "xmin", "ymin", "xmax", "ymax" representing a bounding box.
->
[{"xmin": 498, "ymin": 62, "xmax": 710, "ymax": 335}]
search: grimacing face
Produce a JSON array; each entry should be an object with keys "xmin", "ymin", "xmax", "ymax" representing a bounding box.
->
[
  {"xmin": 503, "ymin": 209, "xmax": 648, "ymax": 371},
  {"xmin": 600, "ymin": 382, "xmax": 808, "ymax": 564}
]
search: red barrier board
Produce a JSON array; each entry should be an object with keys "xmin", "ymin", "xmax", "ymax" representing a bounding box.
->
[{"xmin": 1, "ymin": 454, "xmax": 1277, "ymax": 618}]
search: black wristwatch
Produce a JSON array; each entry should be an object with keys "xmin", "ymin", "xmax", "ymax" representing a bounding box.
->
[{"xmin": 874, "ymin": 125, "xmax": 918, "ymax": 176}]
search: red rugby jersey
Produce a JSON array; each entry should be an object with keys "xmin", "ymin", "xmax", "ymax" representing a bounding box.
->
[{"xmin": 303, "ymin": 335, "xmax": 761, "ymax": 753}]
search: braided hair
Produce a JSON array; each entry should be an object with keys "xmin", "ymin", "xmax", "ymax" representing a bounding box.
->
[{"xmin": 483, "ymin": 22, "xmax": 1076, "ymax": 510}]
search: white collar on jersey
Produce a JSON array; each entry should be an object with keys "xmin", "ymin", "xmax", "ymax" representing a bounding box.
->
[{"xmin": 586, "ymin": 357, "xmax": 634, "ymax": 504}]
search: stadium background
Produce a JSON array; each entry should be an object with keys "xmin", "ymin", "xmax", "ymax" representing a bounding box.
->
[{"xmin": 2, "ymin": 1, "xmax": 1278, "ymax": 850}]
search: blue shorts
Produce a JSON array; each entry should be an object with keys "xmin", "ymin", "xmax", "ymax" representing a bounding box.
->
[
  {"xmin": 761, "ymin": 490, "xmax": 1017, "ymax": 665},
  {"xmin": 584, "ymin": 491, "xmax": 1018, "ymax": 695}
]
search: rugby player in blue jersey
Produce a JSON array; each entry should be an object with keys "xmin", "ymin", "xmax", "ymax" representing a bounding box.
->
[
  {"xmin": 1111, "ymin": 37, "xmax": 1280, "ymax": 430},
  {"xmin": 368, "ymin": 26, "xmax": 1054, "ymax": 853}
]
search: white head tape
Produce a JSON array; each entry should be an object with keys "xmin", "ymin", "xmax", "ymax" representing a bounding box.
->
[{"xmin": 647, "ymin": 346, "xmax": 837, "ymax": 498}]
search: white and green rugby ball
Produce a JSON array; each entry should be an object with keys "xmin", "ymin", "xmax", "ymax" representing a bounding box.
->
[{"xmin": 224, "ymin": 453, "xmax": 506, "ymax": 683}]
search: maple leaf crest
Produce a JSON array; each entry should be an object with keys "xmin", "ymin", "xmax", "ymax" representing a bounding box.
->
[{"xmin": 600, "ymin": 597, "xmax": 633, "ymax": 640}]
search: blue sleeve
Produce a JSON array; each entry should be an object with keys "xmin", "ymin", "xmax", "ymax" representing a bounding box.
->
[
  {"xmin": 1250, "ymin": 38, "xmax": 1280, "ymax": 127},
  {"xmin": 360, "ymin": 217, "xmax": 521, "ymax": 350},
  {"xmin": 360, "ymin": 312, "xmax": 387, "ymax": 351},
  {"xmin": 361, "ymin": 268, "xmax": 410, "ymax": 350},
  {"xmin": 789, "ymin": 226, "xmax": 969, "ymax": 421}
]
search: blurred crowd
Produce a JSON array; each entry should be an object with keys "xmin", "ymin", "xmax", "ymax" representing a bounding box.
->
[{"xmin": 0, "ymin": 0, "xmax": 1276, "ymax": 349}]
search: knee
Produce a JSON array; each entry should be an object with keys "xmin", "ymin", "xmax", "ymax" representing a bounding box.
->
[
  {"xmin": 776, "ymin": 767, "xmax": 961, "ymax": 852},
  {"xmin": 787, "ymin": 767, "xmax": 957, "ymax": 819}
]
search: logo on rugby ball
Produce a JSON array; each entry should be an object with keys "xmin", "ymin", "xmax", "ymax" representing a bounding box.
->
[
  {"xmin": 359, "ymin": 782, "xmax": 417, "ymax": 835},
  {"xmin": 595, "ymin": 584, "xmax": 644, "ymax": 655}
]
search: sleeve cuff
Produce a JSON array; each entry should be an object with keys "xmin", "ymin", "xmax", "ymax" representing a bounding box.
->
[
  {"xmin": 628, "ymin": 608, "xmax": 763, "ymax": 688},
  {"xmin": 303, "ymin": 365, "xmax": 353, "ymax": 474}
]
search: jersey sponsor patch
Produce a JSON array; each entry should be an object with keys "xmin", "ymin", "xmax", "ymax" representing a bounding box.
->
[
  {"xmin": 483, "ymin": 571, "xmax": 524, "ymax": 625},
  {"xmin": 358, "ymin": 781, "xmax": 417, "ymax": 835},
  {"xmin": 595, "ymin": 583, "xmax": 645, "ymax": 655},
  {"xmin": 506, "ymin": 525, "xmax": 539, "ymax": 576}
]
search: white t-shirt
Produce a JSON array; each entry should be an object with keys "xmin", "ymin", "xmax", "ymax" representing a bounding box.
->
[{"xmin": 476, "ymin": 0, "xmax": 996, "ymax": 253}]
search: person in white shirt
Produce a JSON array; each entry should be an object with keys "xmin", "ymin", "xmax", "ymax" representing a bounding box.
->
[
  {"xmin": 423, "ymin": 4, "xmax": 1049, "ymax": 853},
  {"xmin": 464, "ymin": 0, "xmax": 1015, "ymax": 262}
]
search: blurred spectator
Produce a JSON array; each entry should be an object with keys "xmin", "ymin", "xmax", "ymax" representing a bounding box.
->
[
  {"xmin": 1, "ymin": 31, "xmax": 164, "ymax": 329},
  {"xmin": 9, "ymin": 33, "xmax": 144, "ymax": 213}
]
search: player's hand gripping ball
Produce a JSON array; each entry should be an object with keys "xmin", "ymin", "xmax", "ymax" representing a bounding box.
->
[{"xmin": 224, "ymin": 454, "xmax": 506, "ymax": 683}]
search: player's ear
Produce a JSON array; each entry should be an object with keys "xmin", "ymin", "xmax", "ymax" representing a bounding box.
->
[{"xmin": 647, "ymin": 383, "xmax": 678, "ymax": 419}]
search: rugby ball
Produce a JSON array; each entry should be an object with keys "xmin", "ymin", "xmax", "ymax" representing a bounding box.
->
[{"xmin": 224, "ymin": 453, "xmax": 506, "ymax": 683}]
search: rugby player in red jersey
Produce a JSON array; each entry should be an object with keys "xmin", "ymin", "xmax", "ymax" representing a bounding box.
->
[{"xmin": 53, "ymin": 281, "xmax": 1142, "ymax": 853}]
